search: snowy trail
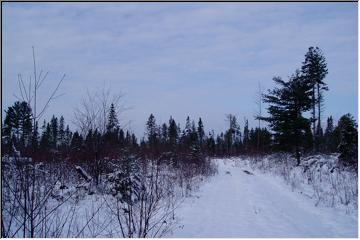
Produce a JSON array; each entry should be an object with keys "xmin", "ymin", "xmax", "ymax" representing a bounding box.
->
[{"xmin": 170, "ymin": 159, "xmax": 357, "ymax": 237}]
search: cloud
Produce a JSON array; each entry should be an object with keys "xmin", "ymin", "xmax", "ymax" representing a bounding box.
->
[{"xmin": 2, "ymin": 2, "xmax": 357, "ymax": 137}]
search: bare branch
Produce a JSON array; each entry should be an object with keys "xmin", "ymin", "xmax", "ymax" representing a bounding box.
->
[
  {"xmin": 36, "ymin": 74, "xmax": 65, "ymax": 121},
  {"xmin": 17, "ymin": 75, "xmax": 25, "ymax": 102},
  {"xmin": 37, "ymin": 71, "xmax": 49, "ymax": 89}
]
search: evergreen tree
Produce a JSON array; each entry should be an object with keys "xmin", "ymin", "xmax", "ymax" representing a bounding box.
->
[
  {"xmin": 168, "ymin": 116, "xmax": 178, "ymax": 151},
  {"xmin": 301, "ymin": 47, "xmax": 328, "ymax": 151},
  {"xmin": 146, "ymin": 114, "xmax": 158, "ymax": 150},
  {"xmin": 70, "ymin": 131, "xmax": 83, "ymax": 158},
  {"xmin": 119, "ymin": 129, "xmax": 125, "ymax": 147},
  {"xmin": 40, "ymin": 122, "xmax": 51, "ymax": 153},
  {"xmin": 131, "ymin": 133, "xmax": 138, "ymax": 150},
  {"xmin": 31, "ymin": 121, "xmax": 39, "ymax": 154},
  {"xmin": 261, "ymin": 71, "xmax": 312, "ymax": 165},
  {"xmin": 49, "ymin": 115, "xmax": 59, "ymax": 149},
  {"xmin": 106, "ymin": 103, "xmax": 119, "ymax": 133},
  {"xmin": 3, "ymin": 101, "xmax": 33, "ymax": 154},
  {"xmin": 85, "ymin": 129, "xmax": 94, "ymax": 155},
  {"xmin": 105, "ymin": 103, "xmax": 120, "ymax": 154},
  {"xmin": 190, "ymin": 120, "xmax": 199, "ymax": 146},
  {"xmin": 197, "ymin": 118, "xmax": 205, "ymax": 147},
  {"xmin": 224, "ymin": 114, "xmax": 241, "ymax": 155},
  {"xmin": 58, "ymin": 116, "xmax": 65, "ymax": 147},
  {"xmin": 216, "ymin": 133, "xmax": 225, "ymax": 156},
  {"xmin": 324, "ymin": 116, "xmax": 338, "ymax": 153},
  {"xmin": 125, "ymin": 130, "xmax": 132, "ymax": 147},
  {"xmin": 243, "ymin": 119, "xmax": 250, "ymax": 152},
  {"xmin": 184, "ymin": 116, "xmax": 191, "ymax": 136},
  {"xmin": 337, "ymin": 114, "xmax": 358, "ymax": 167},
  {"xmin": 64, "ymin": 125, "xmax": 72, "ymax": 148},
  {"xmin": 206, "ymin": 131, "xmax": 216, "ymax": 155},
  {"xmin": 161, "ymin": 123, "xmax": 168, "ymax": 145},
  {"xmin": 260, "ymin": 128, "xmax": 272, "ymax": 153}
]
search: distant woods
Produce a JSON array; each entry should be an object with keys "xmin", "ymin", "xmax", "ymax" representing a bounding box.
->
[{"xmin": 2, "ymin": 46, "xmax": 358, "ymax": 168}]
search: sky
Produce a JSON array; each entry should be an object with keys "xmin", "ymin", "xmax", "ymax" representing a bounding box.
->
[{"xmin": 2, "ymin": 3, "xmax": 358, "ymax": 138}]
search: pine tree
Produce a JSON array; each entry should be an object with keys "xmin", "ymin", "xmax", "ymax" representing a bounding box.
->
[
  {"xmin": 324, "ymin": 116, "xmax": 338, "ymax": 152},
  {"xmin": 337, "ymin": 114, "xmax": 357, "ymax": 167},
  {"xmin": 125, "ymin": 130, "xmax": 132, "ymax": 147},
  {"xmin": 106, "ymin": 103, "xmax": 119, "ymax": 133},
  {"xmin": 216, "ymin": 133, "xmax": 225, "ymax": 156},
  {"xmin": 146, "ymin": 114, "xmax": 158, "ymax": 150},
  {"xmin": 70, "ymin": 131, "xmax": 83, "ymax": 159},
  {"xmin": 161, "ymin": 123, "xmax": 168, "ymax": 145},
  {"xmin": 184, "ymin": 116, "xmax": 191, "ymax": 136},
  {"xmin": 197, "ymin": 118, "xmax": 205, "ymax": 148},
  {"xmin": 243, "ymin": 119, "xmax": 250, "ymax": 152},
  {"xmin": 85, "ymin": 129, "xmax": 94, "ymax": 155},
  {"xmin": 3, "ymin": 105, "xmax": 17, "ymax": 155},
  {"xmin": 224, "ymin": 114, "xmax": 241, "ymax": 155},
  {"xmin": 50, "ymin": 115, "xmax": 59, "ymax": 149},
  {"xmin": 260, "ymin": 128, "xmax": 272, "ymax": 153},
  {"xmin": 31, "ymin": 121, "xmax": 39, "ymax": 154},
  {"xmin": 119, "ymin": 129, "xmax": 125, "ymax": 147},
  {"xmin": 168, "ymin": 116, "xmax": 178, "ymax": 151},
  {"xmin": 301, "ymin": 47, "xmax": 328, "ymax": 152},
  {"xmin": 3, "ymin": 101, "xmax": 33, "ymax": 154},
  {"xmin": 58, "ymin": 116, "xmax": 65, "ymax": 147},
  {"xmin": 190, "ymin": 120, "xmax": 199, "ymax": 145},
  {"xmin": 261, "ymin": 71, "xmax": 312, "ymax": 165},
  {"xmin": 40, "ymin": 122, "xmax": 51, "ymax": 154},
  {"xmin": 64, "ymin": 125, "xmax": 72, "ymax": 148},
  {"xmin": 105, "ymin": 103, "xmax": 120, "ymax": 154},
  {"xmin": 206, "ymin": 131, "xmax": 216, "ymax": 155},
  {"xmin": 131, "ymin": 133, "xmax": 138, "ymax": 150}
]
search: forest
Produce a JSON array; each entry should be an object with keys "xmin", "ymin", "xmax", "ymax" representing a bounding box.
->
[{"xmin": 1, "ymin": 46, "xmax": 358, "ymax": 237}]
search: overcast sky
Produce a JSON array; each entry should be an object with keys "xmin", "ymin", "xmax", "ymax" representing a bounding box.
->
[{"xmin": 3, "ymin": 3, "xmax": 358, "ymax": 137}]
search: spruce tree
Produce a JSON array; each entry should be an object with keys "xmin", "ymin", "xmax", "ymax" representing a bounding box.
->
[
  {"xmin": 146, "ymin": 114, "xmax": 158, "ymax": 149},
  {"xmin": 324, "ymin": 116, "xmax": 335, "ymax": 152},
  {"xmin": 197, "ymin": 118, "xmax": 205, "ymax": 147},
  {"xmin": 301, "ymin": 47, "xmax": 328, "ymax": 152},
  {"xmin": 168, "ymin": 116, "xmax": 178, "ymax": 151},
  {"xmin": 161, "ymin": 123, "xmax": 168, "ymax": 145},
  {"xmin": 3, "ymin": 101, "xmax": 33, "ymax": 154},
  {"xmin": 106, "ymin": 103, "xmax": 119, "ymax": 133}
]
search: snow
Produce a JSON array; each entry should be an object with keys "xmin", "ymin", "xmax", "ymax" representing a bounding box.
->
[
  {"xmin": 3, "ymin": 155, "xmax": 357, "ymax": 237},
  {"xmin": 75, "ymin": 165, "xmax": 92, "ymax": 182},
  {"xmin": 169, "ymin": 158, "xmax": 358, "ymax": 237}
]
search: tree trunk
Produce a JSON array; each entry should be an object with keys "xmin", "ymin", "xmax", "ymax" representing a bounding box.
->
[
  {"xmin": 317, "ymin": 83, "xmax": 321, "ymax": 152},
  {"xmin": 312, "ymin": 86, "xmax": 316, "ymax": 152}
]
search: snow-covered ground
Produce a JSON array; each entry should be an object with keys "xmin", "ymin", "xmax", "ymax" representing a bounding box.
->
[{"xmin": 169, "ymin": 158, "xmax": 358, "ymax": 237}]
